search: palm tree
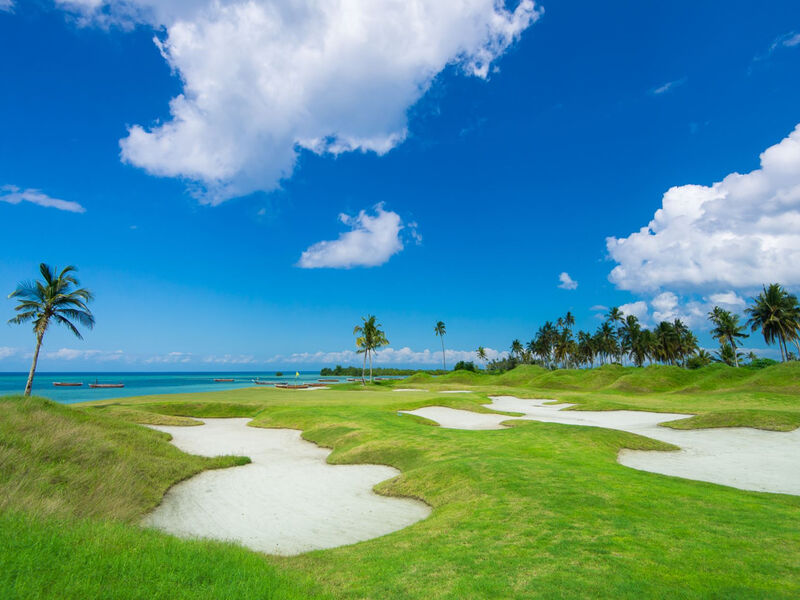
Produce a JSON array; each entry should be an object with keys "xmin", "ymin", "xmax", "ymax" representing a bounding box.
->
[
  {"xmin": 707, "ymin": 307, "xmax": 748, "ymax": 367},
  {"xmin": 8, "ymin": 263, "xmax": 95, "ymax": 396},
  {"xmin": 354, "ymin": 315, "xmax": 389, "ymax": 382},
  {"xmin": 434, "ymin": 321, "xmax": 447, "ymax": 370},
  {"xmin": 510, "ymin": 339, "xmax": 523, "ymax": 362},
  {"xmin": 745, "ymin": 284, "xmax": 800, "ymax": 361},
  {"xmin": 715, "ymin": 343, "xmax": 743, "ymax": 367},
  {"xmin": 564, "ymin": 311, "xmax": 575, "ymax": 330},
  {"xmin": 476, "ymin": 346, "xmax": 487, "ymax": 365},
  {"xmin": 606, "ymin": 306, "xmax": 624, "ymax": 325}
]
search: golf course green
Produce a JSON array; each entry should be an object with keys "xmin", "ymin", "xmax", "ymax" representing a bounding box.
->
[{"xmin": 2, "ymin": 363, "xmax": 799, "ymax": 599}]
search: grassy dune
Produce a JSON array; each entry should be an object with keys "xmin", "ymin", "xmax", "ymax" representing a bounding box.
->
[{"xmin": 1, "ymin": 365, "xmax": 799, "ymax": 598}]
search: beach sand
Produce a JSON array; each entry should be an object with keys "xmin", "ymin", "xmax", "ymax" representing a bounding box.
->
[
  {"xmin": 402, "ymin": 397, "xmax": 800, "ymax": 496},
  {"xmin": 142, "ymin": 418, "xmax": 430, "ymax": 555}
]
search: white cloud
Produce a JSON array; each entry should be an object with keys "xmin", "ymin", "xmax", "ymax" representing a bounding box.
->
[
  {"xmin": 652, "ymin": 77, "xmax": 686, "ymax": 95},
  {"xmin": 203, "ymin": 354, "xmax": 257, "ymax": 364},
  {"xmin": 707, "ymin": 291, "xmax": 746, "ymax": 308},
  {"xmin": 618, "ymin": 300, "xmax": 649, "ymax": 322},
  {"xmin": 55, "ymin": 0, "xmax": 541, "ymax": 203},
  {"xmin": 557, "ymin": 272, "xmax": 578, "ymax": 290},
  {"xmin": 607, "ymin": 123, "xmax": 800, "ymax": 293},
  {"xmin": 42, "ymin": 348, "xmax": 125, "ymax": 361},
  {"xmin": 0, "ymin": 347, "xmax": 17, "ymax": 360},
  {"xmin": 0, "ymin": 185, "xmax": 85, "ymax": 213},
  {"xmin": 784, "ymin": 33, "xmax": 800, "ymax": 48},
  {"xmin": 266, "ymin": 346, "xmax": 506, "ymax": 366},
  {"xmin": 144, "ymin": 351, "xmax": 193, "ymax": 364},
  {"xmin": 298, "ymin": 204, "xmax": 408, "ymax": 268},
  {"xmin": 0, "ymin": 0, "xmax": 14, "ymax": 12}
]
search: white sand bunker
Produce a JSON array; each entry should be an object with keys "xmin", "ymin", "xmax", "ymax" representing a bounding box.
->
[
  {"xmin": 402, "ymin": 397, "xmax": 800, "ymax": 496},
  {"xmin": 393, "ymin": 388, "xmax": 428, "ymax": 392},
  {"xmin": 143, "ymin": 418, "xmax": 430, "ymax": 555},
  {"xmin": 439, "ymin": 390, "xmax": 474, "ymax": 394}
]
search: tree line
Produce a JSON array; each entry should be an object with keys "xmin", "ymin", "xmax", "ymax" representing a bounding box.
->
[{"xmin": 480, "ymin": 283, "xmax": 800, "ymax": 371}]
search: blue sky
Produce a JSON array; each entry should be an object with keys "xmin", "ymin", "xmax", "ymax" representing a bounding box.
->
[{"xmin": 1, "ymin": 0, "xmax": 800, "ymax": 370}]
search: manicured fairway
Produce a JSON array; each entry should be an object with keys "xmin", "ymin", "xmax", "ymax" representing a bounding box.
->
[{"xmin": 1, "ymin": 363, "xmax": 799, "ymax": 599}]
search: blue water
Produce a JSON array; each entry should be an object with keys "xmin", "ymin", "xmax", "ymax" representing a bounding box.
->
[{"xmin": 0, "ymin": 372, "xmax": 340, "ymax": 404}]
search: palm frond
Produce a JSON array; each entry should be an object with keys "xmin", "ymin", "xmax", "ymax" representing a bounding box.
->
[{"xmin": 52, "ymin": 315, "xmax": 84, "ymax": 340}]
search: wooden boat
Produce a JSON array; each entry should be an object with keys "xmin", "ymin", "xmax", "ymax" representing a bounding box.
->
[
  {"xmin": 307, "ymin": 383, "xmax": 328, "ymax": 387},
  {"xmin": 53, "ymin": 382, "xmax": 83, "ymax": 387},
  {"xmin": 275, "ymin": 384, "xmax": 309, "ymax": 389},
  {"xmin": 214, "ymin": 378, "xmax": 235, "ymax": 382},
  {"xmin": 89, "ymin": 383, "xmax": 124, "ymax": 389}
]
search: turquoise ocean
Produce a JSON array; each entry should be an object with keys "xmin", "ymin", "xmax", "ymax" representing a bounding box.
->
[{"xmin": 0, "ymin": 371, "xmax": 340, "ymax": 404}]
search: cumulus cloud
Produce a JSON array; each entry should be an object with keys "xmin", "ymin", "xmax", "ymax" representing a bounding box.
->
[
  {"xmin": 144, "ymin": 351, "xmax": 192, "ymax": 364},
  {"xmin": 203, "ymin": 354, "xmax": 257, "ymax": 364},
  {"xmin": 557, "ymin": 272, "xmax": 578, "ymax": 290},
  {"xmin": 707, "ymin": 291, "xmax": 746, "ymax": 308},
  {"xmin": 42, "ymin": 348, "xmax": 124, "ymax": 361},
  {"xmin": 0, "ymin": 347, "xmax": 17, "ymax": 360},
  {"xmin": 298, "ymin": 204, "xmax": 409, "ymax": 268},
  {"xmin": 0, "ymin": 185, "xmax": 85, "ymax": 213},
  {"xmin": 55, "ymin": 0, "xmax": 541, "ymax": 203},
  {"xmin": 607, "ymin": 123, "xmax": 800, "ymax": 293},
  {"xmin": 618, "ymin": 300, "xmax": 649, "ymax": 322}
]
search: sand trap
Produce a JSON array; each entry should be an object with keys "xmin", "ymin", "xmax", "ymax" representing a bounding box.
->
[
  {"xmin": 402, "ymin": 397, "xmax": 800, "ymax": 496},
  {"xmin": 142, "ymin": 418, "xmax": 430, "ymax": 555},
  {"xmin": 439, "ymin": 390, "xmax": 474, "ymax": 394},
  {"xmin": 393, "ymin": 388, "xmax": 428, "ymax": 392}
]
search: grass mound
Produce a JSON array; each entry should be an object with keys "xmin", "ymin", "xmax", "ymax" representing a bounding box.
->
[
  {"xmin": 402, "ymin": 372, "xmax": 433, "ymax": 383},
  {"xmin": 0, "ymin": 395, "xmax": 247, "ymax": 521},
  {"xmin": 662, "ymin": 410, "xmax": 800, "ymax": 432}
]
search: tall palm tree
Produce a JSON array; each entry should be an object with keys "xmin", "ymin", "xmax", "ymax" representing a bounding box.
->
[
  {"xmin": 510, "ymin": 339, "xmax": 523, "ymax": 362},
  {"xmin": 564, "ymin": 311, "xmax": 575, "ymax": 330},
  {"xmin": 707, "ymin": 307, "xmax": 748, "ymax": 367},
  {"xmin": 434, "ymin": 321, "xmax": 447, "ymax": 370},
  {"xmin": 8, "ymin": 264, "xmax": 95, "ymax": 396},
  {"xmin": 745, "ymin": 284, "xmax": 800, "ymax": 361},
  {"xmin": 476, "ymin": 346, "xmax": 487, "ymax": 365},
  {"xmin": 354, "ymin": 315, "xmax": 389, "ymax": 382},
  {"xmin": 606, "ymin": 306, "xmax": 624, "ymax": 325}
]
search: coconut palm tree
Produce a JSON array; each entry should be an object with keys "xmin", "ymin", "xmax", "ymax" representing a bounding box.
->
[
  {"xmin": 708, "ymin": 307, "xmax": 748, "ymax": 367},
  {"xmin": 354, "ymin": 315, "xmax": 389, "ymax": 382},
  {"xmin": 476, "ymin": 346, "xmax": 487, "ymax": 365},
  {"xmin": 510, "ymin": 339, "xmax": 523, "ymax": 362},
  {"xmin": 8, "ymin": 263, "xmax": 95, "ymax": 396},
  {"xmin": 606, "ymin": 306, "xmax": 624, "ymax": 325},
  {"xmin": 564, "ymin": 311, "xmax": 575, "ymax": 330},
  {"xmin": 745, "ymin": 284, "xmax": 800, "ymax": 361},
  {"xmin": 434, "ymin": 321, "xmax": 447, "ymax": 370}
]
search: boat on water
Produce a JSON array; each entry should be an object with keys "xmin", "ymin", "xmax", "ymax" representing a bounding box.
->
[
  {"xmin": 214, "ymin": 378, "xmax": 235, "ymax": 382},
  {"xmin": 275, "ymin": 384, "xmax": 310, "ymax": 389},
  {"xmin": 53, "ymin": 382, "xmax": 83, "ymax": 387},
  {"xmin": 89, "ymin": 382, "xmax": 124, "ymax": 389}
]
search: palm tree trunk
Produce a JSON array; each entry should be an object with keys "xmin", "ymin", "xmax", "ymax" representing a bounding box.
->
[
  {"xmin": 24, "ymin": 330, "xmax": 45, "ymax": 396},
  {"xmin": 732, "ymin": 340, "xmax": 739, "ymax": 368},
  {"xmin": 362, "ymin": 351, "xmax": 367, "ymax": 384},
  {"xmin": 369, "ymin": 349, "xmax": 373, "ymax": 382},
  {"xmin": 440, "ymin": 337, "xmax": 446, "ymax": 370}
]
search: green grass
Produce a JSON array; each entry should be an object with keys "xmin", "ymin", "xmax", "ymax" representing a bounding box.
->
[{"xmin": 1, "ymin": 365, "xmax": 800, "ymax": 598}]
